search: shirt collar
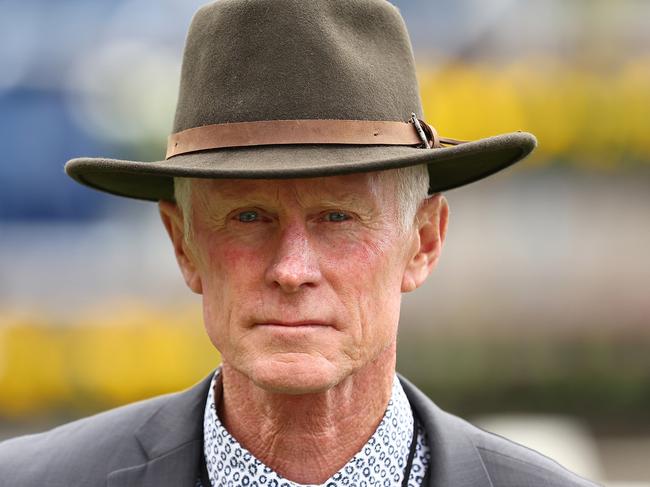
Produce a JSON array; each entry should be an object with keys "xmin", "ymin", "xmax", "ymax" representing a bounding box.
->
[{"xmin": 203, "ymin": 369, "xmax": 415, "ymax": 487}]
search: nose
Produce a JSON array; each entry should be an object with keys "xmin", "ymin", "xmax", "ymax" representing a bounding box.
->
[{"xmin": 264, "ymin": 224, "xmax": 322, "ymax": 293}]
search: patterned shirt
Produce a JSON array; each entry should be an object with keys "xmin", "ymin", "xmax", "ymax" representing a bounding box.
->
[{"xmin": 200, "ymin": 370, "xmax": 430, "ymax": 487}]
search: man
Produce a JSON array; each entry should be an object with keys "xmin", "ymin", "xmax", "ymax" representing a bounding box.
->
[{"xmin": 0, "ymin": 1, "xmax": 598, "ymax": 486}]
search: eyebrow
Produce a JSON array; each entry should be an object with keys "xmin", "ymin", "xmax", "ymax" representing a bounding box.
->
[{"xmin": 310, "ymin": 194, "xmax": 373, "ymax": 210}]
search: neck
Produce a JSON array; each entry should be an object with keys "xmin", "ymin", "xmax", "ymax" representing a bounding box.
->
[{"xmin": 218, "ymin": 345, "xmax": 397, "ymax": 484}]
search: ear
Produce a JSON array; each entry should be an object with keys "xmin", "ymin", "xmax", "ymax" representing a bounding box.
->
[
  {"xmin": 401, "ymin": 194, "xmax": 449, "ymax": 293},
  {"xmin": 158, "ymin": 200, "xmax": 203, "ymax": 294}
]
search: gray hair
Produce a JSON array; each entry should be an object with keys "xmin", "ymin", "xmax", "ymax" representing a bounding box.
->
[
  {"xmin": 373, "ymin": 164, "xmax": 430, "ymax": 230},
  {"xmin": 173, "ymin": 165, "xmax": 430, "ymax": 238},
  {"xmin": 173, "ymin": 176, "xmax": 194, "ymax": 239}
]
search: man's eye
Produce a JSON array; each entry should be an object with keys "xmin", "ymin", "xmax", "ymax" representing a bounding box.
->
[
  {"xmin": 325, "ymin": 211, "xmax": 350, "ymax": 222},
  {"xmin": 237, "ymin": 210, "xmax": 259, "ymax": 222}
]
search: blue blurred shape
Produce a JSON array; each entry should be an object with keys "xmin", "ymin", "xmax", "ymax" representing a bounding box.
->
[{"xmin": 0, "ymin": 88, "xmax": 114, "ymax": 221}]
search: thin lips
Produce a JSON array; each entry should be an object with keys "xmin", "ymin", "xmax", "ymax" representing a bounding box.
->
[{"xmin": 256, "ymin": 320, "xmax": 331, "ymax": 327}]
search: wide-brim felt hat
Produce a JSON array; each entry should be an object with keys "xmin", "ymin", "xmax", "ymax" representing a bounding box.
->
[{"xmin": 65, "ymin": 0, "xmax": 537, "ymax": 201}]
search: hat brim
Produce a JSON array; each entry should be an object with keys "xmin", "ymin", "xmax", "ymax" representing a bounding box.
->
[{"xmin": 65, "ymin": 132, "xmax": 536, "ymax": 201}]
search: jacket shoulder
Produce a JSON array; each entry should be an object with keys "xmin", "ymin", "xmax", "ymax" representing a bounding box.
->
[
  {"xmin": 0, "ymin": 392, "xmax": 175, "ymax": 487},
  {"xmin": 462, "ymin": 417, "xmax": 601, "ymax": 486},
  {"xmin": 399, "ymin": 375, "xmax": 601, "ymax": 487}
]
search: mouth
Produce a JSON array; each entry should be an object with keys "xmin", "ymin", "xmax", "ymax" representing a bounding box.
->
[{"xmin": 255, "ymin": 320, "xmax": 333, "ymax": 328}]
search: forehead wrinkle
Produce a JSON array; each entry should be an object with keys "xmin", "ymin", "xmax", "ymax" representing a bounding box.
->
[
  {"xmin": 193, "ymin": 179, "xmax": 281, "ymax": 214},
  {"xmin": 201, "ymin": 179, "xmax": 275, "ymax": 200},
  {"xmin": 194, "ymin": 175, "xmax": 386, "ymax": 218},
  {"xmin": 294, "ymin": 175, "xmax": 381, "ymax": 208}
]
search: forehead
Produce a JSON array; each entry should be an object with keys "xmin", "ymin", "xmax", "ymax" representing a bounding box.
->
[{"xmin": 191, "ymin": 171, "xmax": 388, "ymax": 206}]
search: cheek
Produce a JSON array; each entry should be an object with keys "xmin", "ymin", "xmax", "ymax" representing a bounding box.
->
[
  {"xmin": 196, "ymin": 235, "xmax": 268, "ymax": 348},
  {"xmin": 202, "ymin": 246, "xmax": 267, "ymax": 316},
  {"xmin": 199, "ymin": 233, "xmax": 266, "ymax": 286},
  {"xmin": 322, "ymin": 230, "xmax": 405, "ymax": 291},
  {"xmin": 319, "ymin": 227, "xmax": 388, "ymax": 266},
  {"xmin": 320, "ymin": 234, "xmax": 404, "ymax": 345}
]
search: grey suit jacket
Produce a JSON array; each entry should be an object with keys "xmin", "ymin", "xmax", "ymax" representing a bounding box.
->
[{"xmin": 0, "ymin": 373, "xmax": 599, "ymax": 486}]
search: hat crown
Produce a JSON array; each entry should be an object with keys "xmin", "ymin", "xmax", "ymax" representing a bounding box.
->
[{"xmin": 173, "ymin": 0, "xmax": 423, "ymax": 133}]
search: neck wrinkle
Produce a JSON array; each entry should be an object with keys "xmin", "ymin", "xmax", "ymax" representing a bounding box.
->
[{"xmin": 217, "ymin": 345, "xmax": 397, "ymax": 484}]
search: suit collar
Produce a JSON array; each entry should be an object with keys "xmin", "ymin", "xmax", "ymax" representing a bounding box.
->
[
  {"xmin": 134, "ymin": 373, "xmax": 212, "ymax": 458},
  {"xmin": 399, "ymin": 375, "xmax": 494, "ymax": 487},
  {"xmin": 107, "ymin": 373, "xmax": 213, "ymax": 487},
  {"xmin": 107, "ymin": 372, "xmax": 492, "ymax": 487}
]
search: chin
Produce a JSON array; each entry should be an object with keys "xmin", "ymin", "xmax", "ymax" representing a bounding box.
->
[{"xmin": 246, "ymin": 354, "xmax": 348, "ymax": 395}]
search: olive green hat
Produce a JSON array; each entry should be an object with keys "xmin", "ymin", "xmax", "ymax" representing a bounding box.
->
[{"xmin": 65, "ymin": 0, "xmax": 536, "ymax": 200}]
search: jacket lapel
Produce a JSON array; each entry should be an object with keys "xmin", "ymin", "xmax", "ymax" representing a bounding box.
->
[
  {"xmin": 400, "ymin": 375, "xmax": 494, "ymax": 487},
  {"xmin": 107, "ymin": 373, "xmax": 213, "ymax": 487},
  {"xmin": 107, "ymin": 372, "xmax": 491, "ymax": 487}
]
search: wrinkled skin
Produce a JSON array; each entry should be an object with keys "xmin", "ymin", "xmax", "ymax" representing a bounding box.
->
[{"xmin": 159, "ymin": 172, "xmax": 448, "ymax": 395}]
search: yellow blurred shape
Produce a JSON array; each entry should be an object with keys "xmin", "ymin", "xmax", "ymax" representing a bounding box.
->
[
  {"xmin": 0, "ymin": 320, "xmax": 71, "ymax": 417},
  {"xmin": 0, "ymin": 304, "xmax": 219, "ymax": 419},
  {"xmin": 418, "ymin": 58, "xmax": 650, "ymax": 167}
]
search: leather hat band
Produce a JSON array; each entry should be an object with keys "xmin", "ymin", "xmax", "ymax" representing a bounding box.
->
[{"xmin": 166, "ymin": 118, "xmax": 464, "ymax": 159}]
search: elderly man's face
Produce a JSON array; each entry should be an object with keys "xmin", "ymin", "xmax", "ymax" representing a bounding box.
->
[{"xmin": 160, "ymin": 172, "xmax": 446, "ymax": 394}]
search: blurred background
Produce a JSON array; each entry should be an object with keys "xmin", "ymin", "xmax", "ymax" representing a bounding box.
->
[{"xmin": 0, "ymin": 0, "xmax": 648, "ymax": 484}]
